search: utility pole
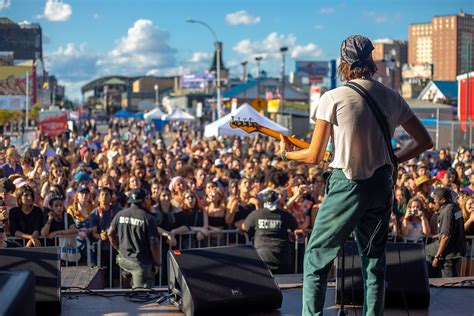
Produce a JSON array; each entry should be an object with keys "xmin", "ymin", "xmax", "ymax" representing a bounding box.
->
[
  {"xmin": 241, "ymin": 61, "xmax": 248, "ymax": 83},
  {"xmin": 280, "ymin": 46, "xmax": 288, "ymax": 113},
  {"xmin": 25, "ymin": 71, "xmax": 29, "ymax": 129},
  {"xmin": 255, "ymin": 56, "xmax": 262, "ymax": 98}
]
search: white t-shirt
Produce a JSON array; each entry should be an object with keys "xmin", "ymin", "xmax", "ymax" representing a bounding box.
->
[{"xmin": 312, "ymin": 78, "xmax": 414, "ymax": 180}]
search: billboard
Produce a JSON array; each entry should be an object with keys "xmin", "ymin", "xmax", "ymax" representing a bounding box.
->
[
  {"xmin": 181, "ymin": 72, "xmax": 214, "ymax": 89},
  {"xmin": 309, "ymin": 85, "xmax": 321, "ymax": 124},
  {"xmin": 402, "ymin": 64, "xmax": 432, "ymax": 80},
  {"xmin": 295, "ymin": 61, "xmax": 330, "ymax": 78},
  {"xmin": 0, "ymin": 65, "xmax": 36, "ymax": 110}
]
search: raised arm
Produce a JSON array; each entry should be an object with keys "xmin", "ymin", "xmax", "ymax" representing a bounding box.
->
[{"xmin": 395, "ymin": 116, "xmax": 433, "ymax": 163}]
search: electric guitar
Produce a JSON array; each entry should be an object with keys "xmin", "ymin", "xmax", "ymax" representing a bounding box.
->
[{"xmin": 229, "ymin": 116, "xmax": 332, "ymax": 162}]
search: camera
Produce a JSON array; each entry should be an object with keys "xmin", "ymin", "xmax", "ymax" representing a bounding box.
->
[{"xmin": 0, "ymin": 199, "xmax": 5, "ymax": 207}]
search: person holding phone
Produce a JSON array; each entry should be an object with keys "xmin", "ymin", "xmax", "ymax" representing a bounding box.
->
[{"xmin": 401, "ymin": 197, "xmax": 431, "ymax": 242}]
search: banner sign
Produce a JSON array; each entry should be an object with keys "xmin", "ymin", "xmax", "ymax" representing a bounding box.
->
[
  {"xmin": 0, "ymin": 65, "xmax": 36, "ymax": 109},
  {"xmin": 182, "ymin": 73, "xmax": 215, "ymax": 89},
  {"xmin": 39, "ymin": 111, "xmax": 68, "ymax": 136},
  {"xmin": 309, "ymin": 85, "xmax": 321, "ymax": 124},
  {"xmin": 295, "ymin": 61, "xmax": 330, "ymax": 78}
]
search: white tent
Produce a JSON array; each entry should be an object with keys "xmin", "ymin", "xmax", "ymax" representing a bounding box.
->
[
  {"xmin": 144, "ymin": 107, "xmax": 166, "ymax": 120},
  {"xmin": 204, "ymin": 103, "xmax": 289, "ymax": 138},
  {"xmin": 163, "ymin": 108, "xmax": 196, "ymax": 121}
]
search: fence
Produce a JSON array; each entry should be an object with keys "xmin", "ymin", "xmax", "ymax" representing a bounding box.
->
[{"xmin": 7, "ymin": 232, "xmax": 474, "ymax": 289}]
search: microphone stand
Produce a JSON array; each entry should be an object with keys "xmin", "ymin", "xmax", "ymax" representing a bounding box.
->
[{"xmin": 338, "ymin": 243, "xmax": 348, "ymax": 316}]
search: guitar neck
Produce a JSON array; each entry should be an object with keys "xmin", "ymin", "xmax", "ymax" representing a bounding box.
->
[{"xmin": 258, "ymin": 127, "xmax": 309, "ymax": 149}]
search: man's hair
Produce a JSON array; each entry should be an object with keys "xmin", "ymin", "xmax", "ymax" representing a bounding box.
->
[{"xmin": 337, "ymin": 60, "xmax": 377, "ymax": 81}]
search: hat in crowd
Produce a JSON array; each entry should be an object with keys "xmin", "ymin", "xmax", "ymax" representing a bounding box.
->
[
  {"xmin": 414, "ymin": 175, "xmax": 434, "ymax": 190},
  {"xmin": 417, "ymin": 162, "xmax": 428, "ymax": 170},
  {"xmin": 407, "ymin": 158, "xmax": 418, "ymax": 166},
  {"xmin": 12, "ymin": 177, "xmax": 27, "ymax": 189},
  {"xmin": 0, "ymin": 178, "xmax": 15, "ymax": 193},
  {"xmin": 340, "ymin": 35, "xmax": 374, "ymax": 69},
  {"xmin": 79, "ymin": 146, "xmax": 89, "ymax": 157},
  {"xmin": 263, "ymin": 190, "xmax": 279, "ymax": 211},
  {"xmin": 48, "ymin": 193, "xmax": 64, "ymax": 207},
  {"xmin": 214, "ymin": 159, "xmax": 225, "ymax": 168},
  {"xmin": 432, "ymin": 187, "xmax": 452, "ymax": 203},
  {"xmin": 77, "ymin": 184, "xmax": 90, "ymax": 193},
  {"xmin": 75, "ymin": 171, "xmax": 91, "ymax": 183},
  {"xmin": 127, "ymin": 188, "xmax": 147, "ymax": 204},
  {"xmin": 436, "ymin": 170, "xmax": 448, "ymax": 182}
]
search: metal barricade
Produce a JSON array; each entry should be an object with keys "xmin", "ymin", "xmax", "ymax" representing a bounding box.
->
[{"xmin": 93, "ymin": 229, "xmax": 250, "ymax": 289}]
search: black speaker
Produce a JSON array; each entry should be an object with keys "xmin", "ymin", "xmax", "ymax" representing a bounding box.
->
[
  {"xmin": 168, "ymin": 245, "xmax": 283, "ymax": 316},
  {"xmin": 0, "ymin": 271, "xmax": 36, "ymax": 316},
  {"xmin": 336, "ymin": 241, "xmax": 430, "ymax": 308},
  {"xmin": 0, "ymin": 247, "xmax": 61, "ymax": 316}
]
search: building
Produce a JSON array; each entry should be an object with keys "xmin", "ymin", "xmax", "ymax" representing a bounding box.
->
[
  {"xmin": 457, "ymin": 71, "xmax": 474, "ymax": 130},
  {"xmin": 372, "ymin": 39, "xmax": 408, "ymax": 65},
  {"xmin": 401, "ymin": 63, "xmax": 433, "ymax": 99},
  {"xmin": 408, "ymin": 11, "xmax": 474, "ymax": 81},
  {"xmin": 373, "ymin": 60, "xmax": 402, "ymax": 92},
  {"xmin": 0, "ymin": 17, "xmax": 43, "ymax": 62}
]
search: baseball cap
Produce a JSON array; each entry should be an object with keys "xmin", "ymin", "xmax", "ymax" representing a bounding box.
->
[
  {"xmin": 75, "ymin": 171, "xmax": 91, "ymax": 183},
  {"xmin": 79, "ymin": 146, "xmax": 89, "ymax": 157},
  {"xmin": 263, "ymin": 190, "xmax": 279, "ymax": 211},
  {"xmin": 340, "ymin": 35, "xmax": 374, "ymax": 69},
  {"xmin": 77, "ymin": 184, "xmax": 90, "ymax": 193},
  {"xmin": 127, "ymin": 188, "xmax": 147, "ymax": 204},
  {"xmin": 214, "ymin": 159, "xmax": 225, "ymax": 168}
]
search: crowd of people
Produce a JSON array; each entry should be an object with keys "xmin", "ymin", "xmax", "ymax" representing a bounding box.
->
[{"xmin": 0, "ymin": 118, "xmax": 472, "ymax": 287}]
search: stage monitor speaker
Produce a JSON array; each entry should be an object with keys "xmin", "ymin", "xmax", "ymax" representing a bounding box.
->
[
  {"xmin": 336, "ymin": 241, "xmax": 430, "ymax": 308},
  {"xmin": 0, "ymin": 247, "xmax": 61, "ymax": 316},
  {"xmin": 0, "ymin": 271, "xmax": 36, "ymax": 316},
  {"xmin": 168, "ymin": 245, "xmax": 282, "ymax": 316},
  {"xmin": 61, "ymin": 266, "xmax": 104, "ymax": 289}
]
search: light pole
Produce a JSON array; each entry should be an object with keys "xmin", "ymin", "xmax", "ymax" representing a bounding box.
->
[
  {"xmin": 25, "ymin": 71, "xmax": 29, "ymax": 129},
  {"xmin": 241, "ymin": 61, "xmax": 248, "ymax": 83},
  {"xmin": 280, "ymin": 46, "xmax": 288, "ymax": 112},
  {"xmin": 255, "ymin": 56, "xmax": 263, "ymax": 98},
  {"xmin": 187, "ymin": 18, "xmax": 222, "ymax": 119},
  {"xmin": 154, "ymin": 84, "xmax": 159, "ymax": 107}
]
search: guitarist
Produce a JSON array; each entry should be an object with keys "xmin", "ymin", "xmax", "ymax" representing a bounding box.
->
[{"xmin": 279, "ymin": 35, "xmax": 432, "ymax": 316}]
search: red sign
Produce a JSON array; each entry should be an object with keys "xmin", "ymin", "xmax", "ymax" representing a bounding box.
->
[
  {"xmin": 309, "ymin": 77, "xmax": 323, "ymax": 84},
  {"xmin": 39, "ymin": 114, "xmax": 67, "ymax": 136}
]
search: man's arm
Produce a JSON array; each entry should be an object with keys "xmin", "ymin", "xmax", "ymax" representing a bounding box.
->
[
  {"xmin": 107, "ymin": 226, "xmax": 119, "ymax": 250},
  {"xmin": 395, "ymin": 116, "xmax": 433, "ymax": 163},
  {"xmin": 435, "ymin": 234, "xmax": 450, "ymax": 259}
]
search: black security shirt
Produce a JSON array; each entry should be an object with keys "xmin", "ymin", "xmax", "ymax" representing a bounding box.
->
[
  {"xmin": 244, "ymin": 208, "xmax": 298, "ymax": 268},
  {"xmin": 437, "ymin": 203, "xmax": 466, "ymax": 258},
  {"xmin": 110, "ymin": 205, "xmax": 159, "ymax": 264}
]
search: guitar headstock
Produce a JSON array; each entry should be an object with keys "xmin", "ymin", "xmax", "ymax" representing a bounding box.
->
[{"xmin": 229, "ymin": 116, "xmax": 261, "ymax": 134}]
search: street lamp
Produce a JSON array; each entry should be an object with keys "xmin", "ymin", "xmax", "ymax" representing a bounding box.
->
[
  {"xmin": 280, "ymin": 46, "xmax": 288, "ymax": 112},
  {"xmin": 241, "ymin": 61, "xmax": 248, "ymax": 83},
  {"xmin": 154, "ymin": 84, "xmax": 159, "ymax": 107},
  {"xmin": 255, "ymin": 56, "xmax": 263, "ymax": 98},
  {"xmin": 187, "ymin": 18, "xmax": 222, "ymax": 119}
]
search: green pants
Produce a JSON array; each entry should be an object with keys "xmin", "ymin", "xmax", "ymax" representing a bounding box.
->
[
  {"xmin": 303, "ymin": 165, "xmax": 392, "ymax": 316},
  {"xmin": 117, "ymin": 255, "xmax": 154, "ymax": 289}
]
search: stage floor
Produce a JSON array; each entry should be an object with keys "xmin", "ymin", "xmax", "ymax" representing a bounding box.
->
[{"xmin": 61, "ymin": 275, "xmax": 474, "ymax": 316}]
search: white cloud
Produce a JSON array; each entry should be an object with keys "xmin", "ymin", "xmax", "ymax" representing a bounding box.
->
[
  {"xmin": 93, "ymin": 13, "xmax": 100, "ymax": 20},
  {"xmin": 291, "ymin": 43, "xmax": 323, "ymax": 59},
  {"xmin": 319, "ymin": 7, "xmax": 335, "ymax": 14},
  {"xmin": 189, "ymin": 52, "xmax": 211, "ymax": 63},
  {"xmin": 97, "ymin": 19, "xmax": 177, "ymax": 75},
  {"xmin": 374, "ymin": 16, "xmax": 387, "ymax": 24},
  {"xmin": 314, "ymin": 24, "xmax": 323, "ymax": 31},
  {"xmin": 41, "ymin": 0, "xmax": 72, "ymax": 22},
  {"xmin": 0, "ymin": 0, "xmax": 11, "ymax": 10},
  {"xmin": 225, "ymin": 10, "xmax": 261, "ymax": 25},
  {"xmin": 233, "ymin": 32, "xmax": 323, "ymax": 61},
  {"xmin": 46, "ymin": 43, "xmax": 99, "ymax": 81}
]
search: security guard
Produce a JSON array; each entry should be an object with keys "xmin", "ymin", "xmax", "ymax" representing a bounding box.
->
[
  {"xmin": 243, "ymin": 190, "xmax": 298, "ymax": 274},
  {"xmin": 108, "ymin": 188, "xmax": 160, "ymax": 288}
]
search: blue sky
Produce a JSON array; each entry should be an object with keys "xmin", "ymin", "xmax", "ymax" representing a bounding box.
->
[{"xmin": 2, "ymin": 0, "xmax": 471, "ymax": 100}]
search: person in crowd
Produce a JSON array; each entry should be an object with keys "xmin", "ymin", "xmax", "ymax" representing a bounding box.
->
[
  {"xmin": 169, "ymin": 176, "xmax": 187, "ymax": 208},
  {"xmin": 205, "ymin": 186, "xmax": 227, "ymax": 231},
  {"xmin": 9, "ymin": 185, "xmax": 43, "ymax": 247},
  {"xmin": 279, "ymin": 35, "xmax": 432, "ymax": 315},
  {"xmin": 1, "ymin": 148, "xmax": 23, "ymax": 178},
  {"xmin": 79, "ymin": 145, "xmax": 99, "ymax": 170},
  {"xmin": 434, "ymin": 148, "xmax": 451, "ymax": 171},
  {"xmin": 401, "ymin": 197, "xmax": 431, "ymax": 242},
  {"xmin": 152, "ymin": 188, "xmax": 179, "ymax": 246},
  {"xmin": 243, "ymin": 190, "xmax": 298, "ymax": 274},
  {"xmin": 461, "ymin": 196, "xmax": 474, "ymax": 236},
  {"xmin": 108, "ymin": 188, "xmax": 160, "ymax": 289},
  {"xmin": 226, "ymin": 177, "xmax": 260, "ymax": 230},
  {"xmin": 41, "ymin": 194, "xmax": 77, "ymax": 246},
  {"xmin": 462, "ymin": 173, "xmax": 474, "ymax": 195},
  {"xmin": 67, "ymin": 184, "xmax": 93, "ymax": 256},
  {"xmin": 426, "ymin": 187, "xmax": 466, "ymax": 278}
]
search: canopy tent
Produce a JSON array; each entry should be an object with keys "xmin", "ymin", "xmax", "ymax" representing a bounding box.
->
[
  {"xmin": 163, "ymin": 108, "xmax": 196, "ymax": 121},
  {"xmin": 204, "ymin": 103, "xmax": 289, "ymax": 138},
  {"xmin": 144, "ymin": 107, "xmax": 166, "ymax": 120},
  {"xmin": 144, "ymin": 107, "xmax": 167, "ymax": 130},
  {"xmin": 115, "ymin": 109, "xmax": 143, "ymax": 119}
]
